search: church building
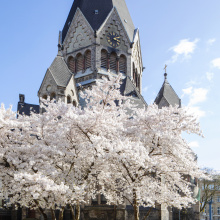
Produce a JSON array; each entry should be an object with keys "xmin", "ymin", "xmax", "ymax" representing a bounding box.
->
[{"xmin": 13, "ymin": 0, "xmax": 184, "ymax": 220}]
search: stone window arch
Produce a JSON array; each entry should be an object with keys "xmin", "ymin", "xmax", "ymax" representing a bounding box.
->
[
  {"xmin": 85, "ymin": 50, "xmax": 91, "ymax": 70},
  {"xmin": 67, "ymin": 56, "xmax": 75, "ymax": 73},
  {"xmin": 42, "ymin": 95, "xmax": 47, "ymax": 100},
  {"xmin": 67, "ymin": 95, "xmax": 71, "ymax": 104},
  {"xmin": 76, "ymin": 53, "xmax": 84, "ymax": 73},
  {"xmin": 73, "ymin": 100, "xmax": 77, "ymax": 107},
  {"xmin": 133, "ymin": 63, "xmax": 136, "ymax": 82},
  {"xmin": 50, "ymin": 92, "xmax": 56, "ymax": 101},
  {"xmin": 110, "ymin": 52, "xmax": 117, "ymax": 72},
  {"xmin": 119, "ymin": 55, "xmax": 127, "ymax": 74},
  {"xmin": 101, "ymin": 49, "xmax": 108, "ymax": 69}
]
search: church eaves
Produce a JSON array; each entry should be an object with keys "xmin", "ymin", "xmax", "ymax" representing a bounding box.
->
[{"xmin": 62, "ymin": 0, "xmax": 135, "ymax": 43}]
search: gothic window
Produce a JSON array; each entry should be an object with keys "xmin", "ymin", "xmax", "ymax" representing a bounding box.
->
[
  {"xmin": 119, "ymin": 55, "xmax": 126, "ymax": 74},
  {"xmin": 50, "ymin": 93, "xmax": 56, "ymax": 101},
  {"xmin": 76, "ymin": 53, "xmax": 84, "ymax": 72},
  {"xmin": 133, "ymin": 63, "xmax": 136, "ymax": 82},
  {"xmin": 73, "ymin": 100, "xmax": 77, "ymax": 107},
  {"xmin": 101, "ymin": 49, "xmax": 108, "ymax": 69},
  {"xmin": 135, "ymin": 69, "xmax": 138, "ymax": 87},
  {"xmin": 85, "ymin": 50, "xmax": 91, "ymax": 70},
  {"xmin": 137, "ymin": 75, "xmax": 140, "ymax": 90},
  {"xmin": 67, "ymin": 96, "xmax": 71, "ymax": 104},
  {"xmin": 67, "ymin": 56, "xmax": 75, "ymax": 73},
  {"xmin": 110, "ymin": 52, "xmax": 117, "ymax": 72}
]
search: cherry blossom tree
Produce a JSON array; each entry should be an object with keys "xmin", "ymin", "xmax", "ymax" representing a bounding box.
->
[{"xmin": 0, "ymin": 75, "xmax": 206, "ymax": 220}]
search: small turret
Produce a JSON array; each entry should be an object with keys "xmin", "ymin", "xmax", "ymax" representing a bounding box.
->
[{"xmin": 154, "ymin": 66, "xmax": 181, "ymax": 108}]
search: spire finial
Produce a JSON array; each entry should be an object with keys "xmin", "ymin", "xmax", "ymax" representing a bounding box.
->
[
  {"xmin": 164, "ymin": 64, "xmax": 168, "ymax": 80},
  {"xmin": 164, "ymin": 73, "xmax": 167, "ymax": 80}
]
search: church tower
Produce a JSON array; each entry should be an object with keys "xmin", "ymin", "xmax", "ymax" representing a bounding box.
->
[{"xmin": 38, "ymin": 0, "xmax": 147, "ymax": 108}]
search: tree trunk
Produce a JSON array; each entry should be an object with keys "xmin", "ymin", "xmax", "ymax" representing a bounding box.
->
[
  {"xmin": 70, "ymin": 205, "xmax": 75, "ymax": 220},
  {"xmin": 34, "ymin": 200, "xmax": 48, "ymax": 220},
  {"xmin": 143, "ymin": 207, "xmax": 153, "ymax": 220},
  {"xmin": 50, "ymin": 209, "xmax": 56, "ymax": 220},
  {"xmin": 70, "ymin": 204, "xmax": 80, "ymax": 220},
  {"xmin": 59, "ymin": 207, "xmax": 65, "ymax": 220},
  {"xmin": 75, "ymin": 204, "xmax": 80, "ymax": 220},
  {"xmin": 133, "ymin": 190, "xmax": 139, "ymax": 220}
]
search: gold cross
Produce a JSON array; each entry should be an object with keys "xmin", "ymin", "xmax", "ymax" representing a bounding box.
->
[{"xmin": 164, "ymin": 64, "xmax": 167, "ymax": 73}]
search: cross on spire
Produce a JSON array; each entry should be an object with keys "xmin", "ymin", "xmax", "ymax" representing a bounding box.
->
[{"xmin": 164, "ymin": 64, "xmax": 167, "ymax": 73}]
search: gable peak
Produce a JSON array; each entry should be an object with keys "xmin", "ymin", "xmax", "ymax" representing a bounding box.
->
[{"xmin": 62, "ymin": 0, "xmax": 135, "ymax": 43}]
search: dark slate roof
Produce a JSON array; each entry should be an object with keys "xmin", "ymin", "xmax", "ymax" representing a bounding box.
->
[
  {"xmin": 155, "ymin": 77, "xmax": 181, "ymax": 107},
  {"xmin": 122, "ymin": 77, "xmax": 148, "ymax": 109},
  {"xmin": 48, "ymin": 54, "xmax": 72, "ymax": 87},
  {"xmin": 17, "ymin": 102, "xmax": 39, "ymax": 116},
  {"xmin": 62, "ymin": 0, "xmax": 135, "ymax": 43}
]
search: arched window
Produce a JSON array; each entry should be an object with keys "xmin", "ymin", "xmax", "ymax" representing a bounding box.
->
[
  {"xmin": 73, "ymin": 100, "xmax": 77, "ymax": 107},
  {"xmin": 110, "ymin": 52, "xmax": 117, "ymax": 72},
  {"xmin": 42, "ymin": 95, "xmax": 47, "ymax": 100},
  {"xmin": 67, "ymin": 96, "xmax": 71, "ymax": 104},
  {"xmin": 119, "ymin": 55, "xmax": 126, "ymax": 74},
  {"xmin": 50, "ymin": 93, "xmax": 56, "ymax": 101},
  {"xmin": 101, "ymin": 49, "xmax": 108, "ymax": 69},
  {"xmin": 137, "ymin": 75, "xmax": 140, "ymax": 90},
  {"xmin": 133, "ymin": 63, "xmax": 136, "ymax": 82},
  {"xmin": 67, "ymin": 56, "xmax": 75, "ymax": 73},
  {"xmin": 76, "ymin": 53, "xmax": 84, "ymax": 72},
  {"xmin": 85, "ymin": 50, "xmax": 91, "ymax": 70}
]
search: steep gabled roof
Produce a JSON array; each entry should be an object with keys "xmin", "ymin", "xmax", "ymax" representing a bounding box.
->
[
  {"xmin": 155, "ymin": 74, "xmax": 181, "ymax": 108},
  {"xmin": 48, "ymin": 54, "xmax": 72, "ymax": 87},
  {"xmin": 121, "ymin": 76, "xmax": 148, "ymax": 109},
  {"xmin": 62, "ymin": 0, "xmax": 135, "ymax": 42}
]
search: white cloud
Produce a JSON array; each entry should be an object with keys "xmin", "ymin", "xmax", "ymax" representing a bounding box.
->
[
  {"xmin": 211, "ymin": 58, "xmax": 220, "ymax": 69},
  {"xmin": 189, "ymin": 88, "xmax": 208, "ymax": 106},
  {"xmin": 189, "ymin": 141, "xmax": 199, "ymax": 148},
  {"xmin": 206, "ymin": 72, "xmax": 214, "ymax": 81},
  {"xmin": 187, "ymin": 106, "xmax": 206, "ymax": 118},
  {"xmin": 169, "ymin": 38, "xmax": 199, "ymax": 63},
  {"xmin": 182, "ymin": 86, "xmax": 208, "ymax": 119},
  {"xmin": 207, "ymin": 38, "xmax": 216, "ymax": 46},
  {"xmin": 182, "ymin": 87, "xmax": 193, "ymax": 96}
]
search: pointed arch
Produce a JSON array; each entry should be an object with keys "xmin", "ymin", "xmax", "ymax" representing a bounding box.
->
[
  {"xmin": 110, "ymin": 52, "xmax": 117, "ymax": 72},
  {"xmin": 101, "ymin": 49, "xmax": 108, "ymax": 69},
  {"xmin": 85, "ymin": 50, "xmax": 91, "ymax": 70},
  {"xmin": 119, "ymin": 55, "xmax": 127, "ymax": 74},
  {"xmin": 67, "ymin": 56, "xmax": 75, "ymax": 73},
  {"xmin": 42, "ymin": 95, "xmax": 47, "ymax": 100},
  {"xmin": 67, "ymin": 95, "xmax": 71, "ymax": 104},
  {"xmin": 133, "ymin": 63, "xmax": 136, "ymax": 82},
  {"xmin": 76, "ymin": 53, "xmax": 84, "ymax": 72},
  {"xmin": 50, "ymin": 92, "xmax": 56, "ymax": 101},
  {"xmin": 73, "ymin": 100, "xmax": 77, "ymax": 107}
]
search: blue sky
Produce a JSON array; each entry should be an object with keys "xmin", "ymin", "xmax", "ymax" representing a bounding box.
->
[{"xmin": 0, "ymin": 0, "xmax": 219, "ymax": 171}]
